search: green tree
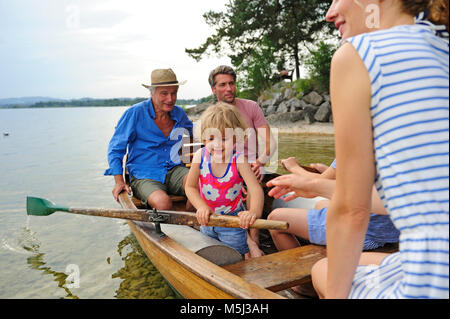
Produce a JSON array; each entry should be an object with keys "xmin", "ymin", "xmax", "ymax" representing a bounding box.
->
[
  {"xmin": 304, "ymin": 41, "xmax": 338, "ymax": 93},
  {"xmin": 236, "ymin": 37, "xmax": 281, "ymax": 99},
  {"xmin": 186, "ymin": 0, "xmax": 333, "ymax": 81}
]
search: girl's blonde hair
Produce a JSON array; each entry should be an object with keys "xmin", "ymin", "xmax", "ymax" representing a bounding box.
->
[{"xmin": 200, "ymin": 102, "xmax": 248, "ymax": 143}]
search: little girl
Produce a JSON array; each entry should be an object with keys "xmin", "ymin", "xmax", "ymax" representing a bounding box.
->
[{"xmin": 185, "ymin": 102, "xmax": 264, "ymax": 257}]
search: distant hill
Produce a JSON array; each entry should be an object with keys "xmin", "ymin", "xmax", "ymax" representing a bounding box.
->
[
  {"xmin": 0, "ymin": 95, "xmax": 214, "ymax": 108},
  {"xmin": 0, "ymin": 97, "xmax": 65, "ymax": 107}
]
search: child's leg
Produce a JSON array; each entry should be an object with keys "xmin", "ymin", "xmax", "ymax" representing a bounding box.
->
[
  {"xmin": 200, "ymin": 226, "xmax": 219, "ymax": 240},
  {"xmin": 268, "ymin": 208, "xmax": 309, "ymax": 251},
  {"xmin": 245, "ymin": 192, "xmax": 264, "ymax": 258},
  {"xmin": 215, "ymin": 226, "xmax": 249, "ymax": 256},
  {"xmin": 246, "ymin": 236, "xmax": 264, "ymax": 259}
]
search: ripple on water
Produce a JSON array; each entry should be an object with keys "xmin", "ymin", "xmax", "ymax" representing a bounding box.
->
[{"xmin": 1, "ymin": 225, "xmax": 40, "ymax": 256}]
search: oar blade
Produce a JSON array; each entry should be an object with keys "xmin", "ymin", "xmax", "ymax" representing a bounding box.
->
[{"xmin": 26, "ymin": 196, "xmax": 65, "ymax": 216}]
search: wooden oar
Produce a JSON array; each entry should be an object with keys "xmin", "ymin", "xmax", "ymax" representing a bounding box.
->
[{"xmin": 26, "ymin": 196, "xmax": 288, "ymax": 230}]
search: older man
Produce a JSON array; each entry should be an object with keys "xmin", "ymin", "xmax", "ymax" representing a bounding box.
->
[
  {"xmin": 105, "ymin": 68, "xmax": 193, "ymax": 210},
  {"xmin": 208, "ymin": 65, "xmax": 277, "ymax": 258}
]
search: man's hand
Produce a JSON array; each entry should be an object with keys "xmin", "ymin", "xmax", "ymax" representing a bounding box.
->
[
  {"xmin": 196, "ymin": 205, "xmax": 213, "ymax": 226},
  {"xmin": 112, "ymin": 182, "xmax": 131, "ymax": 202},
  {"xmin": 250, "ymin": 160, "xmax": 264, "ymax": 182}
]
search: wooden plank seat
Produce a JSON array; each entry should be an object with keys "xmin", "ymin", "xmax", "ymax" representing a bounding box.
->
[
  {"xmin": 222, "ymin": 245, "xmax": 326, "ymax": 292},
  {"xmin": 223, "ymin": 242, "xmax": 399, "ymax": 293}
]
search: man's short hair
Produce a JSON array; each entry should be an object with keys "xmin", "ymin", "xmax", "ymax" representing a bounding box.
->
[{"xmin": 208, "ymin": 65, "xmax": 237, "ymax": 87}]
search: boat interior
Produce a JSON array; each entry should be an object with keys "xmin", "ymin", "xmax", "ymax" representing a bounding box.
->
[{"xmin": 120, "ymin": 142, "xmax": 398, "ymax": 299}]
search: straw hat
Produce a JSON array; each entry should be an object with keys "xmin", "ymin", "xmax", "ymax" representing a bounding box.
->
[{"xmin": 142, "ymin": 68, "xmax": 187, "ymax": 89}]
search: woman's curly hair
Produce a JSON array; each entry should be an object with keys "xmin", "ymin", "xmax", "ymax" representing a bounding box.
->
[{"xmin": 401, "ymin": 0, "xmax": 449, "ymax": 31}]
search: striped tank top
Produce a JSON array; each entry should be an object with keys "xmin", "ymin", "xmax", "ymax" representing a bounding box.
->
[
  {"xmin": 199, "ymin": 147, "xmax": 243, "ymax": 215},
  {"xmin": 347, "ymin": 15, "xmax": 449, "ymax": 299}
]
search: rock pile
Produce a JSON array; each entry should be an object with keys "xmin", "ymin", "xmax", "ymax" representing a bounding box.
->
[
  {"xmin": 259, "ymin": 89, "xmax": 332, "ymax": 125},
  {"xmin": 185, "ymin": 82, "xmax": 333, "ymax": 126}
]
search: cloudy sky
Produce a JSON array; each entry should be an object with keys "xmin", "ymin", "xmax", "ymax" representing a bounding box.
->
[{"xmin": 0, "ymin": 0, "xmax": 232, "ymax": 100}]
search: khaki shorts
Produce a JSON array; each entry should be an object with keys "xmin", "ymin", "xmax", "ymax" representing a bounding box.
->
[{"xmin": 130, "ymin": 165, "xmax": 189, "ymax": 206}]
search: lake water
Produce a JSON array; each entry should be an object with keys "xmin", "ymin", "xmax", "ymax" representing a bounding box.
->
[{"xmin": 0, "ymin": 106, "xmax": 334, "ymax": 299}]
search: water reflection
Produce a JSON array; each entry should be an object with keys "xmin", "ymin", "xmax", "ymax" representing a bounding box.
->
[
  {"xmin": 21, "ymin": 228, "xmax": 79, "ymax": 299},
  {"xmin": 112, "ymin": 234, "xmax": 178, "ymax": 299},
  {"xmin": 0, "ymin": 107, "xmax": 336, "ymax": 298}
]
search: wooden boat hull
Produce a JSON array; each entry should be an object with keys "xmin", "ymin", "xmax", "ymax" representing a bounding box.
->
[
  {"xmin": 119, "ymin": 193, "xmax": 285, "ymax": 299},
  {"xmin": 118, "ymin": 162, "xmax": 331, "ymax": 299}
]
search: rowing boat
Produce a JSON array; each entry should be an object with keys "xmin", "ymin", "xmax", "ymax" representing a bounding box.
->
[
  {"xmin": 118, "ymin": 142, "xmax": 332, "ymax": 298},
  {"xmin": 117, "ymin": 142, "xmax": 400, "ymax": 299},
  {"xmin": 118, "ymin": 194, "xmax": 328, "ymax": 298}
]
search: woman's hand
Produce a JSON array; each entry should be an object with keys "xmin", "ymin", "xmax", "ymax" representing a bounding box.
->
[
  {"xmin": 266, "ymin": 174, "xmax": 318, "ymax": 201},
  {"xmin": 310, "ymin": 163, "xmax": 330, "ymax": 174}
]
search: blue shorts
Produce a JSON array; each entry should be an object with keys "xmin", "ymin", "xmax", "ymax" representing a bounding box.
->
[
  {"xmin": 200, "ymin": 206, "xmax": 249, "ymax": 255},
  {"xmin": 307, "ymin": 207, "xmax": 399, "ymax": 250}
]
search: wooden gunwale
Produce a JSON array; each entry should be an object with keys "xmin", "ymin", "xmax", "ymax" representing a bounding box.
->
[{"xmin": 119, "ymin": 192, "xmax": 285, "ymax": 299}]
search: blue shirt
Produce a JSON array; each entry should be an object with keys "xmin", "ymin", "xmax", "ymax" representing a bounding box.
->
[
  {"xmin": 104, "ymin": 98, "xmax": 193, "ymax": 183},
  {"xmin": 330, "ymin": 158, "xmax": 337, "ymax": 169}
]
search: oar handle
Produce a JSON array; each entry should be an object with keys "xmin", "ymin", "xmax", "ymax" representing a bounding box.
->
[
  {"xmin": 118, "ymin": 193, "xmax": 288, "ymax": 230},
  {"xmin": 158, "ymin": 210, "xmax": 288, "ymax": 230},
  {"xmin": 208, "ymin": 214, "xmax": 288, "ymax": 230}
]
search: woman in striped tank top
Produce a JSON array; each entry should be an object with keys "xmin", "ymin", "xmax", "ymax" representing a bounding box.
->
[
  {"xmin": 185, "ymin": 102, "xmax": 264, "ymax": 257},
  {"xmin": 311, "ymin": 0, "xmax": 449, "ymax": 298}
]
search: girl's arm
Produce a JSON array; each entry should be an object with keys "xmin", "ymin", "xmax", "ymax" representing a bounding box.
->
[
  {"xmin": 325, "ymin": 42, "xmax": 375, "ymax": 298},
  {"xmin": 184, "ymin": 149, "xmax": 212, "ymax": 226},
  {"xmin": 237, "ymin": 157, "xmax": 264, "ymax": 229}
]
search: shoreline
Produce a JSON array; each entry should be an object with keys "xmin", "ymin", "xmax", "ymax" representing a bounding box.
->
[
  {"xmin": 188, "ymin": 115, "xmax": 334, "ymax": 136},
  {"xmin": 189, "ymin": 114, "xmax": 334, "ymax": 136},
  {"xmin": 273, "ymin": 120, "xmax": 334, "ymax": 135}
]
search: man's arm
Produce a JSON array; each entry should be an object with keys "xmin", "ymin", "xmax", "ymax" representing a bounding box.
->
[
  {"xmin": 255, "ymin": 124, "xmax": 277, "ymax": 166},
  {"xmin": 250, "ymin": 124, "xmax": 277, "ymax": 181},
  {"xmin": 104, "ymin": 109, "xmax": 136, "ymax": 200}
]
